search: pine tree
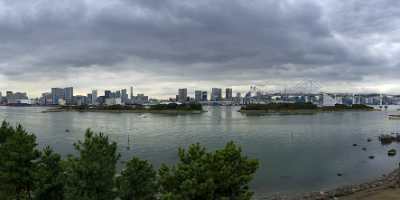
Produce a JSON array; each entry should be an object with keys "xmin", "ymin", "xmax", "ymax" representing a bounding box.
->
[{"xmin": 64, "ymin": 129, "xmax": 120, "ymax": 200}]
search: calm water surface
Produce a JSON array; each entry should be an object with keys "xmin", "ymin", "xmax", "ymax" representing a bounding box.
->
[{"xmin": 1, "ymin": 106, "xmax": 400, "ymax": 197}]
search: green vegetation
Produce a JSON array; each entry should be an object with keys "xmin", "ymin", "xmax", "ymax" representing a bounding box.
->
[
  {"xmin": 240, "ymin": 102, "xmax": 318, "ymax": 111},
  {"xmin": 159, "ymin": 142, "xmax": 259, "ymax": 200},
  {"xmin": 64, "ymin": 130, "xmax": 120, "ymax": 200},
  {"xmin": 240, "ymin": 103, "xmax": 374, "ymax": 113},
  {"xmin": 0, "ymin": 121, "xmax": 258, "ymax": 200},
  {"xmin": 321, "ymin": 104, "xmax": 374, "ymax": 111},
  {"xmin": 149, "ymin": 103, "xmax": 202, "ymax": 111},
  {"xmin": 116, "ymin": 157, "xmax": 158, "ymax": 200}
]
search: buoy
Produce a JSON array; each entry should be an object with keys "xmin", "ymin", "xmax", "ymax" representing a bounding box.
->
[{"xmin": 369, "ymin": 156, "xmax": 375, "ymax": 159}]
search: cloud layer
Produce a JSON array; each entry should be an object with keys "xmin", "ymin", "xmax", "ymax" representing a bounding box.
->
[{"xmin": 1, "ymin": 0, "xmax": 399, "ymax": 97}]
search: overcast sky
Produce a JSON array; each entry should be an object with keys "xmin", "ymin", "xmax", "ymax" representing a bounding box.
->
[{"xmin": 1, "ymin": 0, "xmax": 400, "ymax": 98}]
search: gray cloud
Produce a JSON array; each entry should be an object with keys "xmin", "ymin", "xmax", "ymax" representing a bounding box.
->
[{"xmin": 0, "ymin": 0, "xmax": 399, "ymax": 96}]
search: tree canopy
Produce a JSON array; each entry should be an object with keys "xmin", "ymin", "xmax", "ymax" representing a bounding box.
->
[{"xmin": 0, "ymin": 120, "xmax": 259, "ymax": 200}]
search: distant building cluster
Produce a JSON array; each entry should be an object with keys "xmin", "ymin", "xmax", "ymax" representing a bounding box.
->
[
  {"xmin": 1, "ymin": 86, "xmax": 400, "ymax": 107},
  {"xmin": 172, "ymin": 88, "xmax": 400, "ymax": 106},
  {"xmin": 0, "ymin": 86, "xmax": 149, "ymax": 106}
]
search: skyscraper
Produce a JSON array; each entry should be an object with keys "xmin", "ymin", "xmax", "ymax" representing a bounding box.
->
[
  {"xmin": 64, "ymin": 87, "xmax": 74, "ymax": 105},
  {"xmin": 211, "ymin": 88, "xmax": 222, "ymax": 101},
  {"xmin": 115, "ymin": 90, "xmax": 121, "ymax": 98},
  {"xmin": 51, "ymin": 88, "xmax": 64, "ymax": 105},
  {"xmin": 202, "ymin": 91, "xmax": 208, "ymax": 101},
  {"xmin": 178, "ymin": 88, "xmax": 188, "ymax": 103},
  {"xmin": 104, "ymin": 90, "xmax": 112, "ymax": 98},
  {"xmin": 195, "ymin": 90, "xmax": 202, "ymax": 102},
  {"xmin": 91, "ymin": 90, "xmax": 98, "ymax": 105},
  {"xmin": 87, "ymin": 93, "xmax": 93, "ymax": 105},
  {"xmin": 121, "ymin": 89, "xmax": 128, "ymax": 104},
  {"xmin": 225, "ymin": 88, "xmax": 233, "ymax": 100},
  {"xmin": 130, "ymin": 86, "xmax": 134, "ymax": 100}
]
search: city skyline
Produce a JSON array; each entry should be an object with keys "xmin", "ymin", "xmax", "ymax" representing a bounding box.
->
[
  {"xmin": 1, "ymin": 1, "xmax": 400, "ymax": 96},
  {"xmin": 3, "ymin": 83, "xmax": 400, "ymax": 100}
]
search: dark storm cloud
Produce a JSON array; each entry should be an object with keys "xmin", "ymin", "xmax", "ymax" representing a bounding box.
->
[{"xmin": 0, "ymin": 0, "xmax": 399, "ymax": 93}]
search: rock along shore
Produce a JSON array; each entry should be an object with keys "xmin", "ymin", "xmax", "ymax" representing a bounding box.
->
[{"xmin": 259, "ymin": 168, "xmax": 399, "ymax": 200}]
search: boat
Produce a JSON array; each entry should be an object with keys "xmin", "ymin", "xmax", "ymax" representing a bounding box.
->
[{"xmin": 389, "ymin": 115, "xmax": 400, "ymax": 120}]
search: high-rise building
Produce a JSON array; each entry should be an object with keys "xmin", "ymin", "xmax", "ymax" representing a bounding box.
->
[
  {"xmin": 6, "ymin": 92, "xmax": 29, "ymax": 105},
  {"xmin": 75, "ymin": 95, "xmax": 87, "ymax": 106},
  {"xmin": 135, "ymin": 94, "xmax": 148, "ymax": 105},
  {"xmin": 51, "ymin": 88, "xmax": 64, "ymax": 105},
  {"xmin": 202, "ymin": 91, "xmax": 208, "ymax": 101},
  {"xmin": 104, "ymin": 90, "xmax": 112, "ymax": 98},
  {"xmin": 130, "ymin": 86, "xmax": 134, "ymax": 100},
  {"xmin": 121, "ymin": 89, "xmax": 128, "ymax": 104},
  {"xmin": 87, "ymin": 93, "xmax": 93, "ymax": 105},
  {"xmin": 211, "ymin": 88, "xmax": 222, "ymax": 101},
  {"xmin": 91, "ymin": 90, "xmax": 98, "ymax": 105},
  {"xmin": 195, "ymin": 90, "xmax": 202, "ymax": 102},
  {"xmin": 64, "ymin": 87, "xmax": 74, "ymax": 105},
  {"xmin": 225, "ymin": 88, "xmax": 233, "ymax": 100},
  {"xmin": 115, "ymin": 90, "xmax": 121, "ymax": 98},
  {"xmin": 178, "ymin": 88, "xmax": 188, "ymax": 103},
  {"xmin": 41, "ymin": 92, "xmax": 52, "ymax": 105}
]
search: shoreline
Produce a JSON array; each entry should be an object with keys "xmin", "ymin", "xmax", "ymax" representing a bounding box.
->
[
  {"xmin": 259, "ymin": 168, "xmax": 399, "ymax": 200},
  {"xmin": 42, "ymin": 108, "xmax": 206, "ymax": 114},
  {"xmin": 239, "ymin": 109, "xmax": 376, "ymax": 115}
]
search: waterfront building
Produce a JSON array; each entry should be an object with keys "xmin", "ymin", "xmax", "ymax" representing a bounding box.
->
[
  {"xmin": 115, "ymin": 90, "xmax": 121, "ymax": 98},
  {"xmin": 211, "ymin": 88, "xmax": 222, "ymax": 101},
  {"xmin": 97, "ymin": 96, "xmax": 105, "ymax": 105},
  {"xmin": 74, "ymin": 95, "xmax": 87, "ymax": 106},
  {"xmin": 64, "ymin": 87, "xmax": 74, "ymax": 105},
  {"xmin": 51, "ymin": 88, "xmax": 65, "ymax": 105},
  {"xmin": 130, "ymin": 86, "xmax": 134, "ymax": 100},
  {"xmin": 202, "ymin": 91, "xmax": 208, "ymax": 101},
  {"xmin": 225, "ymin": 88, "xmax": 233, "ymax": 100},
  {"xmin": 178, "ymin": 88, "xmax": 188, "ymax": 103},
  {"xmin": 91, "ymin": 90, "xmax": 98, "ymax": 105},
  {"xmin": 40, "ymin": 93, "xmax": 52, "ymax": 105},
  {"xmin": 87, "ymin": 93, "xmax": 93, "ymax": 105},
  {"xmin": 105, "ymin": 97, "xmax": 122, "ymax": 105},
  {"xmin": 104, "ymin": 90, "xmax": 112, "ymax": 98},
  {"xmin": 121, "ymin": 89, "xmax": 129, "ymax": 104},
  {"xmin": 6, "ymin": 91, "xmax": 30, "ymax": 105},
  {"xmin": 195, "ymin": 90, "xmax": 202, "ymax": 102},
  {"xmin": 322, "ymin": 93, "xmax": 336, "ymax": 106},
  {"xmin": 132, "ymin": 94, "xmax": 149, "ymax": 105}
]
